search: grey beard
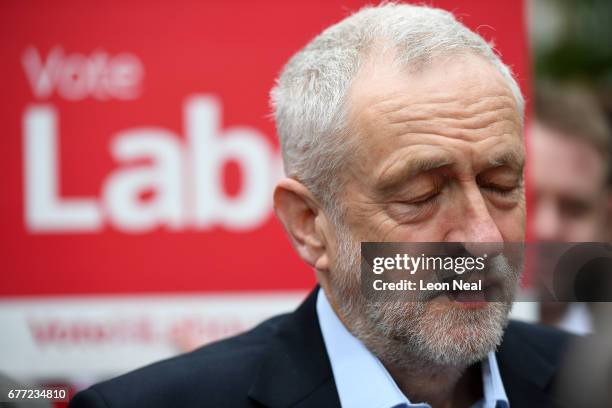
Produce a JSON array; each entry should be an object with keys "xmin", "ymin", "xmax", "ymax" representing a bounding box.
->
[{"xmin": 328, "ymin": 222, "xmax": 518, "ymax": 369}]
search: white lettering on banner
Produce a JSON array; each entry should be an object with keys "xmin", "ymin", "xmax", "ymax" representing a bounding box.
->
[
  {"xmin": 103, "ymin": 129, "xmax": 186, "ymax": 232},
  {"xmin": 24, "ymin": 107, "xmax": 103, "ymax": 232},
  {"xmin": 187, "ymin": 96, "xmax": 273, "ymax": 230},
  {"xmin": 21, "ymin": 45, "xmax": 281, "ymax": 233},
  {"xmin": 22, "ymin": 46, "xmax": 143, "ymax": 100},
  {"xmin": 23, "ymin": 97, "xmax": 282, "ymax": 233}
]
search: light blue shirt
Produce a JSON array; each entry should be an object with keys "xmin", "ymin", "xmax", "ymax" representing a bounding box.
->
[{"xmin": 316, "ymin": 289, "xmax": 510, "ymax": 408}]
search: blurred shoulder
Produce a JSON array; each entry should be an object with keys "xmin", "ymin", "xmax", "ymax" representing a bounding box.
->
[{"xmin": 69, "ymin": 313, "xmax": 288, "ymax": 408}]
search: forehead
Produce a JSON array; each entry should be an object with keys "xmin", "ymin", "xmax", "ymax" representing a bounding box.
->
[{"xmin": 347, "ymin": 52, "xmax": 521, "ymax": 148}]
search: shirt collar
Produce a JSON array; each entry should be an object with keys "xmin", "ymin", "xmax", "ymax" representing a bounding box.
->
[
  {"xmin": 316, "ymin": 288, "xmax": 509, "ymax": 408},
  {"xmin": 481, "ymin": 349, "xmax": 509, "ymax": 408}
]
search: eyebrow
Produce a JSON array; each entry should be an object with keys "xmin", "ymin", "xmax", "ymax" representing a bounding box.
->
[
  {"xmin": 376, "ymin": 154, "xmax": 453, "ymax": 194},
  {"xmin": 487, "ymin": 149, "xmax": 525, "ymax": 171}
]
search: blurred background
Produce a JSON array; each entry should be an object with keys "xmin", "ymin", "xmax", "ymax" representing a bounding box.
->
[
  {"xmin": 0, "ymin": 0, "xmax": 610, "ymax": 406},
  {"xmin": 529, "ymin": 0, "xmax": 612, "ymax": 336}
]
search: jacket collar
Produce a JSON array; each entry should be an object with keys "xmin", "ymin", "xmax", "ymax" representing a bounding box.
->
[{"xmin": 248, "ymin": 287, "xmax": 341, "ymax": 408}]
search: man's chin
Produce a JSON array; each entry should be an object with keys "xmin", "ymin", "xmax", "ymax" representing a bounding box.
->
[{"xmin": 407, "ymin": 299, "xmax": 509, "ymax": 366}]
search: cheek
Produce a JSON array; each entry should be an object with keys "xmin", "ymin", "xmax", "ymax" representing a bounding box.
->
[{"xmin": 492, "ymin": 207, "xmax": 525, "ymax": 241}]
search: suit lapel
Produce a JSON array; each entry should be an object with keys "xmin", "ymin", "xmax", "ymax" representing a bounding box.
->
[{"xmin": 248, "ymin": 288, "xmax": 341, "ymax": 408}]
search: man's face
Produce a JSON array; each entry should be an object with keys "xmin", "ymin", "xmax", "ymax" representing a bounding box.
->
[
  {"xmin": 530, "ymin": 122, "xmax": 608, "ymax": 242},
  {"xmin": 327, "ymin": 52, "xmax": 524, "ymax": 366},
  {"xmin": 342, "ymin": 53, "xmax": 525, "ymax": 245}
]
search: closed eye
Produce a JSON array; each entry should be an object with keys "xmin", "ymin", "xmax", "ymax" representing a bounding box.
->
[
  {"xmin": 387, "ymin": 190, "xmax": 441, "ymax": 223},
  {"xmin": 481, "ymin": 184, "xmax": 518, "ymax": 196},
  {"xmin": 402, "ymin": 184, "xmax": 444, "ymax": 207}
]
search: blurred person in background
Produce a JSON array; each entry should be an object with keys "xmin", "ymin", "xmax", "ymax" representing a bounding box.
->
[
  {"xmin": 529, "ymin": 3, "xmax": 612, "ymax": 405},
  {"xmin": 530, "ymin": 82, "xmax": 612, "ymax": 334}
]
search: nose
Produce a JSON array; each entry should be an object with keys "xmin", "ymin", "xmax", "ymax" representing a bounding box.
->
[{"xmin": 447, "ymin": 184, "xmax": 504, "ymax": 258}]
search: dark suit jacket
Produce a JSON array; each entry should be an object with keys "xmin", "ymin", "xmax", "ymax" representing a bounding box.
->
[{"xmin": 69, "ymin": 288, "xmax": 572, "ymax": 408}]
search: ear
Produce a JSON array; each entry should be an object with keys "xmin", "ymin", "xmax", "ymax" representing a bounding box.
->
[{"xmin": 273, "ymin": 178, "xmax": 332, "ymax": 271}]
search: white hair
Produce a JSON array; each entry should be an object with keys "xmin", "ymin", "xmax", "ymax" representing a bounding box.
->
[{"xmin": 270, "ymin": 3, "xmax": 525, "ymax": 215}]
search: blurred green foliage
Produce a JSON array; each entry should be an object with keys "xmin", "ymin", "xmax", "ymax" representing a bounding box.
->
[{"xmin": 533, "ymin": 0, "xmax": 612, "ymax": 85}]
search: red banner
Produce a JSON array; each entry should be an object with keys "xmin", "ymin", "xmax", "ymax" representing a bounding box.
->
[{"xmin": 0, "ymin": 0, "xmax": 529, "ymax": 296}]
